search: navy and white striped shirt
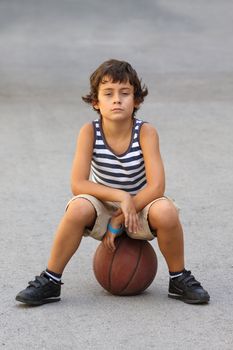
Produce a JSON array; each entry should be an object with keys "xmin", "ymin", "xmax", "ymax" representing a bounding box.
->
[{"xmin": 91, "ymin": 118, "xmax": 147, "ymax": 196}]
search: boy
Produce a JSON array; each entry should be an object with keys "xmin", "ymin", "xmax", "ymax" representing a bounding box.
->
[{"xmin": 16, "ymin": 59, "xmax": 210, "ymax": 305}]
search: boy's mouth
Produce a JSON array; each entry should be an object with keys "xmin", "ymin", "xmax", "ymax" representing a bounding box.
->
[{"xmin": 111, "ymin": 108, "xmax": 123, "ymax": 111}]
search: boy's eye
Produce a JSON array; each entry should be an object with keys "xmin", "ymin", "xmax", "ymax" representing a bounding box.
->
[{"xmin": 102, "ymin": 91, "xmax": 131, "ymax": 96}]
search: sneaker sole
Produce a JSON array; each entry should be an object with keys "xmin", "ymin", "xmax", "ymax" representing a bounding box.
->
[
  {"xmin": 168, "ymin": 293, "xmax": 210, "ymax": 304},
  {"xmin": 16, "ymin": 295, "xmax": 61, "ymax": 306}
]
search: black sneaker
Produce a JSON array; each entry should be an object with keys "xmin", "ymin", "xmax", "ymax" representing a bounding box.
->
[
  {"xmin": 168, "ymin": 270, "xmax": 210, "ymax": 304},
  {"xmin": 15, "ymin": 271, "xmax": 62, "ymax": 306}
]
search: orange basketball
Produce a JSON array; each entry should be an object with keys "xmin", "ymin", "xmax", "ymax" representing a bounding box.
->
[{"xmin": 93, "ymin": 233, "xmax": 157, "ymax": 296}]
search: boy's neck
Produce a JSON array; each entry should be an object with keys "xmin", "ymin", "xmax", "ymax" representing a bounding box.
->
[{"xmin": 101, "ymin": 117, "xmax": 134, "ymax": 139}]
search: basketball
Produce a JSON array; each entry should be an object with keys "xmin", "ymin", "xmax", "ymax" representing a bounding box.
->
[{"xmin": 93, "ymin": 233, "xmax": 158, "ymax": 296}]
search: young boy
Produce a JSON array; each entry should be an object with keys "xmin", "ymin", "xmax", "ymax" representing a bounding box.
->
[{"xmin": 16, "ymin": 59, "xmax": 210, "ymax": 305}]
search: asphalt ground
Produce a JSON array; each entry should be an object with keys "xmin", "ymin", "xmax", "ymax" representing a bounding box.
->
[{"xmin": 0, "ymin": 1, "xmax": 233, "ymax": 349}]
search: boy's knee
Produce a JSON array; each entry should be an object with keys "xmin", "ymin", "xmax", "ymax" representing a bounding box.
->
[
  {"xmin": 66, "ymin": 198, "xmax": 96, "ymax": 226},
  {"xmin": 149, "ymin": 199, "xmax": 179, "ymax": 230}
]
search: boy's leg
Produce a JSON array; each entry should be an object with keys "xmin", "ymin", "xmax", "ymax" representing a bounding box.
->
[
  {"xmin": 16, "ymin": 198, "xmax": 96, "ymax": 305},
  {"xmin": 147, "ymin": 198, "xmax": 184, "ymax": 272},
  {"xmin": 47, "ymin": 198, "xmax": 96, "ymax": 274},
  {"xmin": 147, "ymin": 198, "xmax": 209, "ymax": 304}
]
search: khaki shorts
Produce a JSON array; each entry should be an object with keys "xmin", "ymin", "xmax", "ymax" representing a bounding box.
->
[{"xmin": 66, "ymin": 194, "xmax": 178, "ymax": 241}]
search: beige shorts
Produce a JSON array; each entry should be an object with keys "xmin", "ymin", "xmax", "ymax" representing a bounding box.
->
[{"xmin": 66, "ymin": 194, "xmax": 178, "ymax": 241}]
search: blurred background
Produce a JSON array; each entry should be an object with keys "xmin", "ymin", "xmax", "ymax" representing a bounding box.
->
[{"xmin": 1, "ymin": 0, "xmax": 232, "ymax": 102}]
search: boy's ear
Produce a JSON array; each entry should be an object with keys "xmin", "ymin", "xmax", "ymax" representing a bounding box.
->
[
  {"xmin": 134, "ymin": 100, "xmax": 140, "ymax": 109},
  {"xmin": 92, "ymin": 100, "xmax": 99, "ymax": 110}
]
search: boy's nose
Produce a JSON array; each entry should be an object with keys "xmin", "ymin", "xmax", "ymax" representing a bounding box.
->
[{"xmin": 113, "ymin": 95, "xmax": 121, "ymax": 104}]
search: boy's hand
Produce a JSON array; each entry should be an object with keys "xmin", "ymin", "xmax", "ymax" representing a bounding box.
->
[
  {"xmin": 102, "ymin": 216, "xmax": 123, "ymax": 252},
  {"xmin": 120, "ymin": 193, "xmax": 141, "ymax": 234}
]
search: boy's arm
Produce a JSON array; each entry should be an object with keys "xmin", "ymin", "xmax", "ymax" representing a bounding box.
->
[
  {"xmin": 71, "ymin": 123, "xmax": 139, "ymax": 233},
  {"xmin": 133, "ymin": 122, "xmax": 165, "ymax": 211},
  {"xmin": 71, "ymin": 123, "xmax": 127, "ymax": 203},
  {"xmin": 112, "ymin": 123, "xmax": 165, "ymax": 225}
]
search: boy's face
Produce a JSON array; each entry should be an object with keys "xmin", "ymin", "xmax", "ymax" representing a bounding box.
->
[{"xmin": 93, "ymin": 76, "xmax": 138, "ymax": 121}]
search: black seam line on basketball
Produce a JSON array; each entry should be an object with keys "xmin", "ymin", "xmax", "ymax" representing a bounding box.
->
[
  {"xmin": 109, "ymin": 238, "xmax": 122, "ymax": 292},
  {"xmin": 120, "ymin": 241, "xmax": 143, "ymax": 295}
]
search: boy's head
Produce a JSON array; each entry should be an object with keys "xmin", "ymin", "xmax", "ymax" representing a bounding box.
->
[{"xmin": 82, "ymin": 59, "xmax": 148, "ymax": 116}]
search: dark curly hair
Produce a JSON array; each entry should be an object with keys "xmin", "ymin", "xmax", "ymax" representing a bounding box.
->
[{"xmin": 82, "ymin": 59, "xmax": 148, "ymax": 116}]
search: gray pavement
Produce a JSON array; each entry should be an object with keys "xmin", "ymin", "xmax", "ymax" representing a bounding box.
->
[{"xmin": 0, "ymin": 1, "xmax": 233, "ymax": 349}]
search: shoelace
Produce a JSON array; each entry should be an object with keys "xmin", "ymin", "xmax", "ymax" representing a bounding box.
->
[{"xmin": 178, "ymin": 270, "xmax": 201, "ymax": 287}]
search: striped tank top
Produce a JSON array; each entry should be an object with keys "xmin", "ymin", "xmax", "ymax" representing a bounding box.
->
[{"xmin": 91, "ymin": 118, "xmax": 147, "ymax": 196}]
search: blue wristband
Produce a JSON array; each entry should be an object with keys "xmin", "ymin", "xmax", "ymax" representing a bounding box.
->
[{"xmin": 107, "ymin": 221, "xmax": 124, "ymax": 235}]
